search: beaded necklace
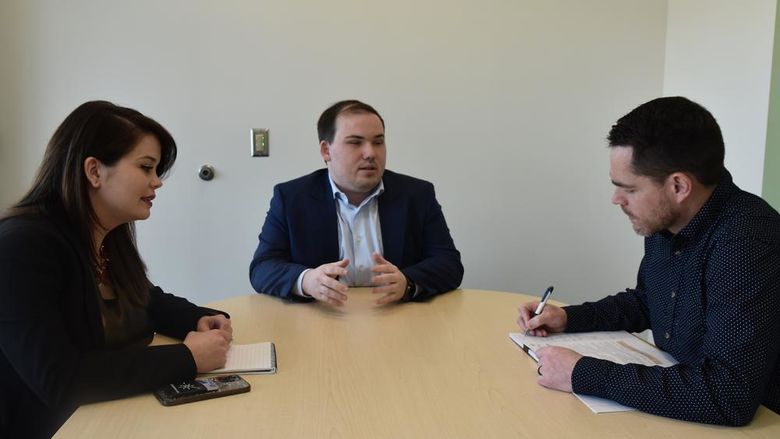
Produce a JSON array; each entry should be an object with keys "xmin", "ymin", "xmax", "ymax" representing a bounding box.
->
[{"xmin": 95, "ymin": 245, "xmax": 110, "ymax": 287}]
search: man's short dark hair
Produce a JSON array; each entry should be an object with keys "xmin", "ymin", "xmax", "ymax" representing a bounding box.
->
[
  {"xmin": 317, "ymin": 100, "xmax": 385, "ymax": 143},
  {"xmin": 607, "ymin": 96, "xmax": 725, "ymax": 186}
]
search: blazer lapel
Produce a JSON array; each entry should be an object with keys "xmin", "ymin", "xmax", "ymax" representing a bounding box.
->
[
  {"xmin": 310, "ymin": 170, "xmax": 340, "ymax": 262},
  {"xmin": 378, "ymin": 175, "xmax": 407, "ymax": 266}
]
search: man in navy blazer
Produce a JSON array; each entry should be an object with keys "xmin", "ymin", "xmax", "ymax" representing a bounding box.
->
[{"xmin": 250, "ymin": 100, "xmax": 463, "ymax": 305}]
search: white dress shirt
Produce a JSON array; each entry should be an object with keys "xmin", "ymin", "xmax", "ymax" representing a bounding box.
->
[{"xmin": 293, "ymin": 174, "xmax": 384, "ymax": 296}]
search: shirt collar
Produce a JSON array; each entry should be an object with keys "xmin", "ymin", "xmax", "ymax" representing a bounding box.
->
[
  {"xmin": 327, "ymin": 172, "xmax": 385, "ymax": 209},
  {"xmin": 674, "ymin": 170, "xmax": 739, "ymax": 241}
]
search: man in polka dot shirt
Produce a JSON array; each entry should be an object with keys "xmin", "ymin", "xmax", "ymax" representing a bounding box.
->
[{"xmin": 518, "ymin": 96, "xmax": 780, "ymax": 426}]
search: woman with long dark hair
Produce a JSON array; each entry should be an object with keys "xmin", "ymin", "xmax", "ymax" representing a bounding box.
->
[{"xmin": 0, "ymin": 101, "xmax": 232, "ymax": 437}]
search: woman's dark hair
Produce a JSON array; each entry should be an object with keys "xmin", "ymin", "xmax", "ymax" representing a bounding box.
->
[
  {"xmin": 317, "ymin": 100, "xmax": 385, "ymax": 143},
  {"xmin": 6, "ymin": 100, "xmax": 177, "ymax": 309},
  {"xmin": 607, "ymin": 96, "xmax": 725, "ymax": 186}
]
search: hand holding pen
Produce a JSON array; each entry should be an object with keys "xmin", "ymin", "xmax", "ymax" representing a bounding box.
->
[{"xmin": 517, "ymin": 286, "xmax": 567, "ymax": 337}]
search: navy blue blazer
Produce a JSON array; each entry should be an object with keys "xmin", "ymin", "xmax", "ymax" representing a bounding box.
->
[{"xmin": 249, "ymin": 169, "xmax": 463, "ymax": 301}]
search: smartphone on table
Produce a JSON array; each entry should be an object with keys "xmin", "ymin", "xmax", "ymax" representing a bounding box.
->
[{"xmin": 154, "ymin": 374, "xmax": 250, "ymax": 406}]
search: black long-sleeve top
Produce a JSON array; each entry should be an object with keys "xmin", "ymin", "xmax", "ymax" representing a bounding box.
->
[{"xmin": 0, "ymin": 213, "xmax": 222, "ymax": 437}]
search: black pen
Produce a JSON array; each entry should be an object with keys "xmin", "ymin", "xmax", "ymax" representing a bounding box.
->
[{"xmin": 524, "ymin": 286, "xmax": 554, "ymax": 336}]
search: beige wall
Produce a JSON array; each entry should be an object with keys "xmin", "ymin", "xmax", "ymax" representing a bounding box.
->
[{"xmin": 1, "ymin": 1, "xmax": 770, "ymax": 306}]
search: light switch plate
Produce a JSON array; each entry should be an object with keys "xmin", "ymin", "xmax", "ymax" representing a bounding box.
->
[{"xmin": 251, "ymin": 128, "xmax": 269, "ymax": 157}]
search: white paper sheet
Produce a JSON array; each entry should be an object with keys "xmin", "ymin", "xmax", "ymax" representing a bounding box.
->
[{"xmin": 509, "ymin": 331, "xmax": 677, "ymax": 413}]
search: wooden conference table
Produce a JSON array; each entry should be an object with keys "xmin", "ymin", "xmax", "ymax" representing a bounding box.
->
[{"xmin": 55, "ymin": 289, "xmax": 780, "ymax": 438}]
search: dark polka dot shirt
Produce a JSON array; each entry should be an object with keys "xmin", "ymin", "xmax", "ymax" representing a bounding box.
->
[{"xmin": 564, "ymin": 171, "xmax": 780, "ymax": 426}]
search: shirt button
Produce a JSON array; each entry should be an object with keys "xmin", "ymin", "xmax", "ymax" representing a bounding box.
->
[
  {"xmin": 671, "ymin": 291, "xmax": 676, "ymax": 298},
  {"xmin": 664, "ymin": 332, "xmax": 670, "ymax": 340},
  {"xmin": 674, "ymin": 250, "xmax": 681, "ymax": 256}
]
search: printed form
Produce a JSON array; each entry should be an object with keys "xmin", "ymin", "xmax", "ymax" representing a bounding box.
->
[{"xmin": 509, "ymin": 331, "xmax": 677, "ymax": 413}]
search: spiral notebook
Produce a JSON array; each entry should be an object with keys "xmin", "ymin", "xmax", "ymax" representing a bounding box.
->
[{"xmin": 208, "ymin": 342, "xmax": 277, "ymax": 375}]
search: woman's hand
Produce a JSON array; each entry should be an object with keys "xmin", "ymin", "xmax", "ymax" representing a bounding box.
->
[
  {"xmin": 197, "ymin": 314, "xmax": 233, "ymax": 340},
  {"xmin": 183, "ymin": 329, "xmax": 231, "ymax": 373}
]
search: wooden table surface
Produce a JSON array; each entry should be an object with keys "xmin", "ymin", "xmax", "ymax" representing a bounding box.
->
[{"xmin": 55, "ymin": 289, "xmax": 780, "ymax": 438}]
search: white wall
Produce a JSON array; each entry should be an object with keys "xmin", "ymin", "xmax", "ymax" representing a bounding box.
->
[
  {"xmin": 2, "ymin": 0, "xmax": 750, "ymax": 308},
  {"xmin": 0, "ymin": 1, "xmax": 28, "ymax": 209},
  {"xmin": 664, "ymin": 0, "xmax": 776, "ymax": 195}
]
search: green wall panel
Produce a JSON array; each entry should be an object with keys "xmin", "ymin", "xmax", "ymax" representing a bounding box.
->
[{"xmin": 764, "ymin": 2, "xmax": 780, "ymax": 209}]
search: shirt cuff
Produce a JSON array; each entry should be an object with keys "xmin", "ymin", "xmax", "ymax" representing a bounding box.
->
[
  {"xmin": 571, "ymin": 356, "xmax": 614, "ymax": 398},
  {"xmin": 293, "ymin": 269, "xmax": 312, "ymax": 297}
]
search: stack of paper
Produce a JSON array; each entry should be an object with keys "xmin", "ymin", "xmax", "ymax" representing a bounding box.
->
[{"xmin": 509, "ymin": 331, "xmax": 677, "ymax": 413}]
